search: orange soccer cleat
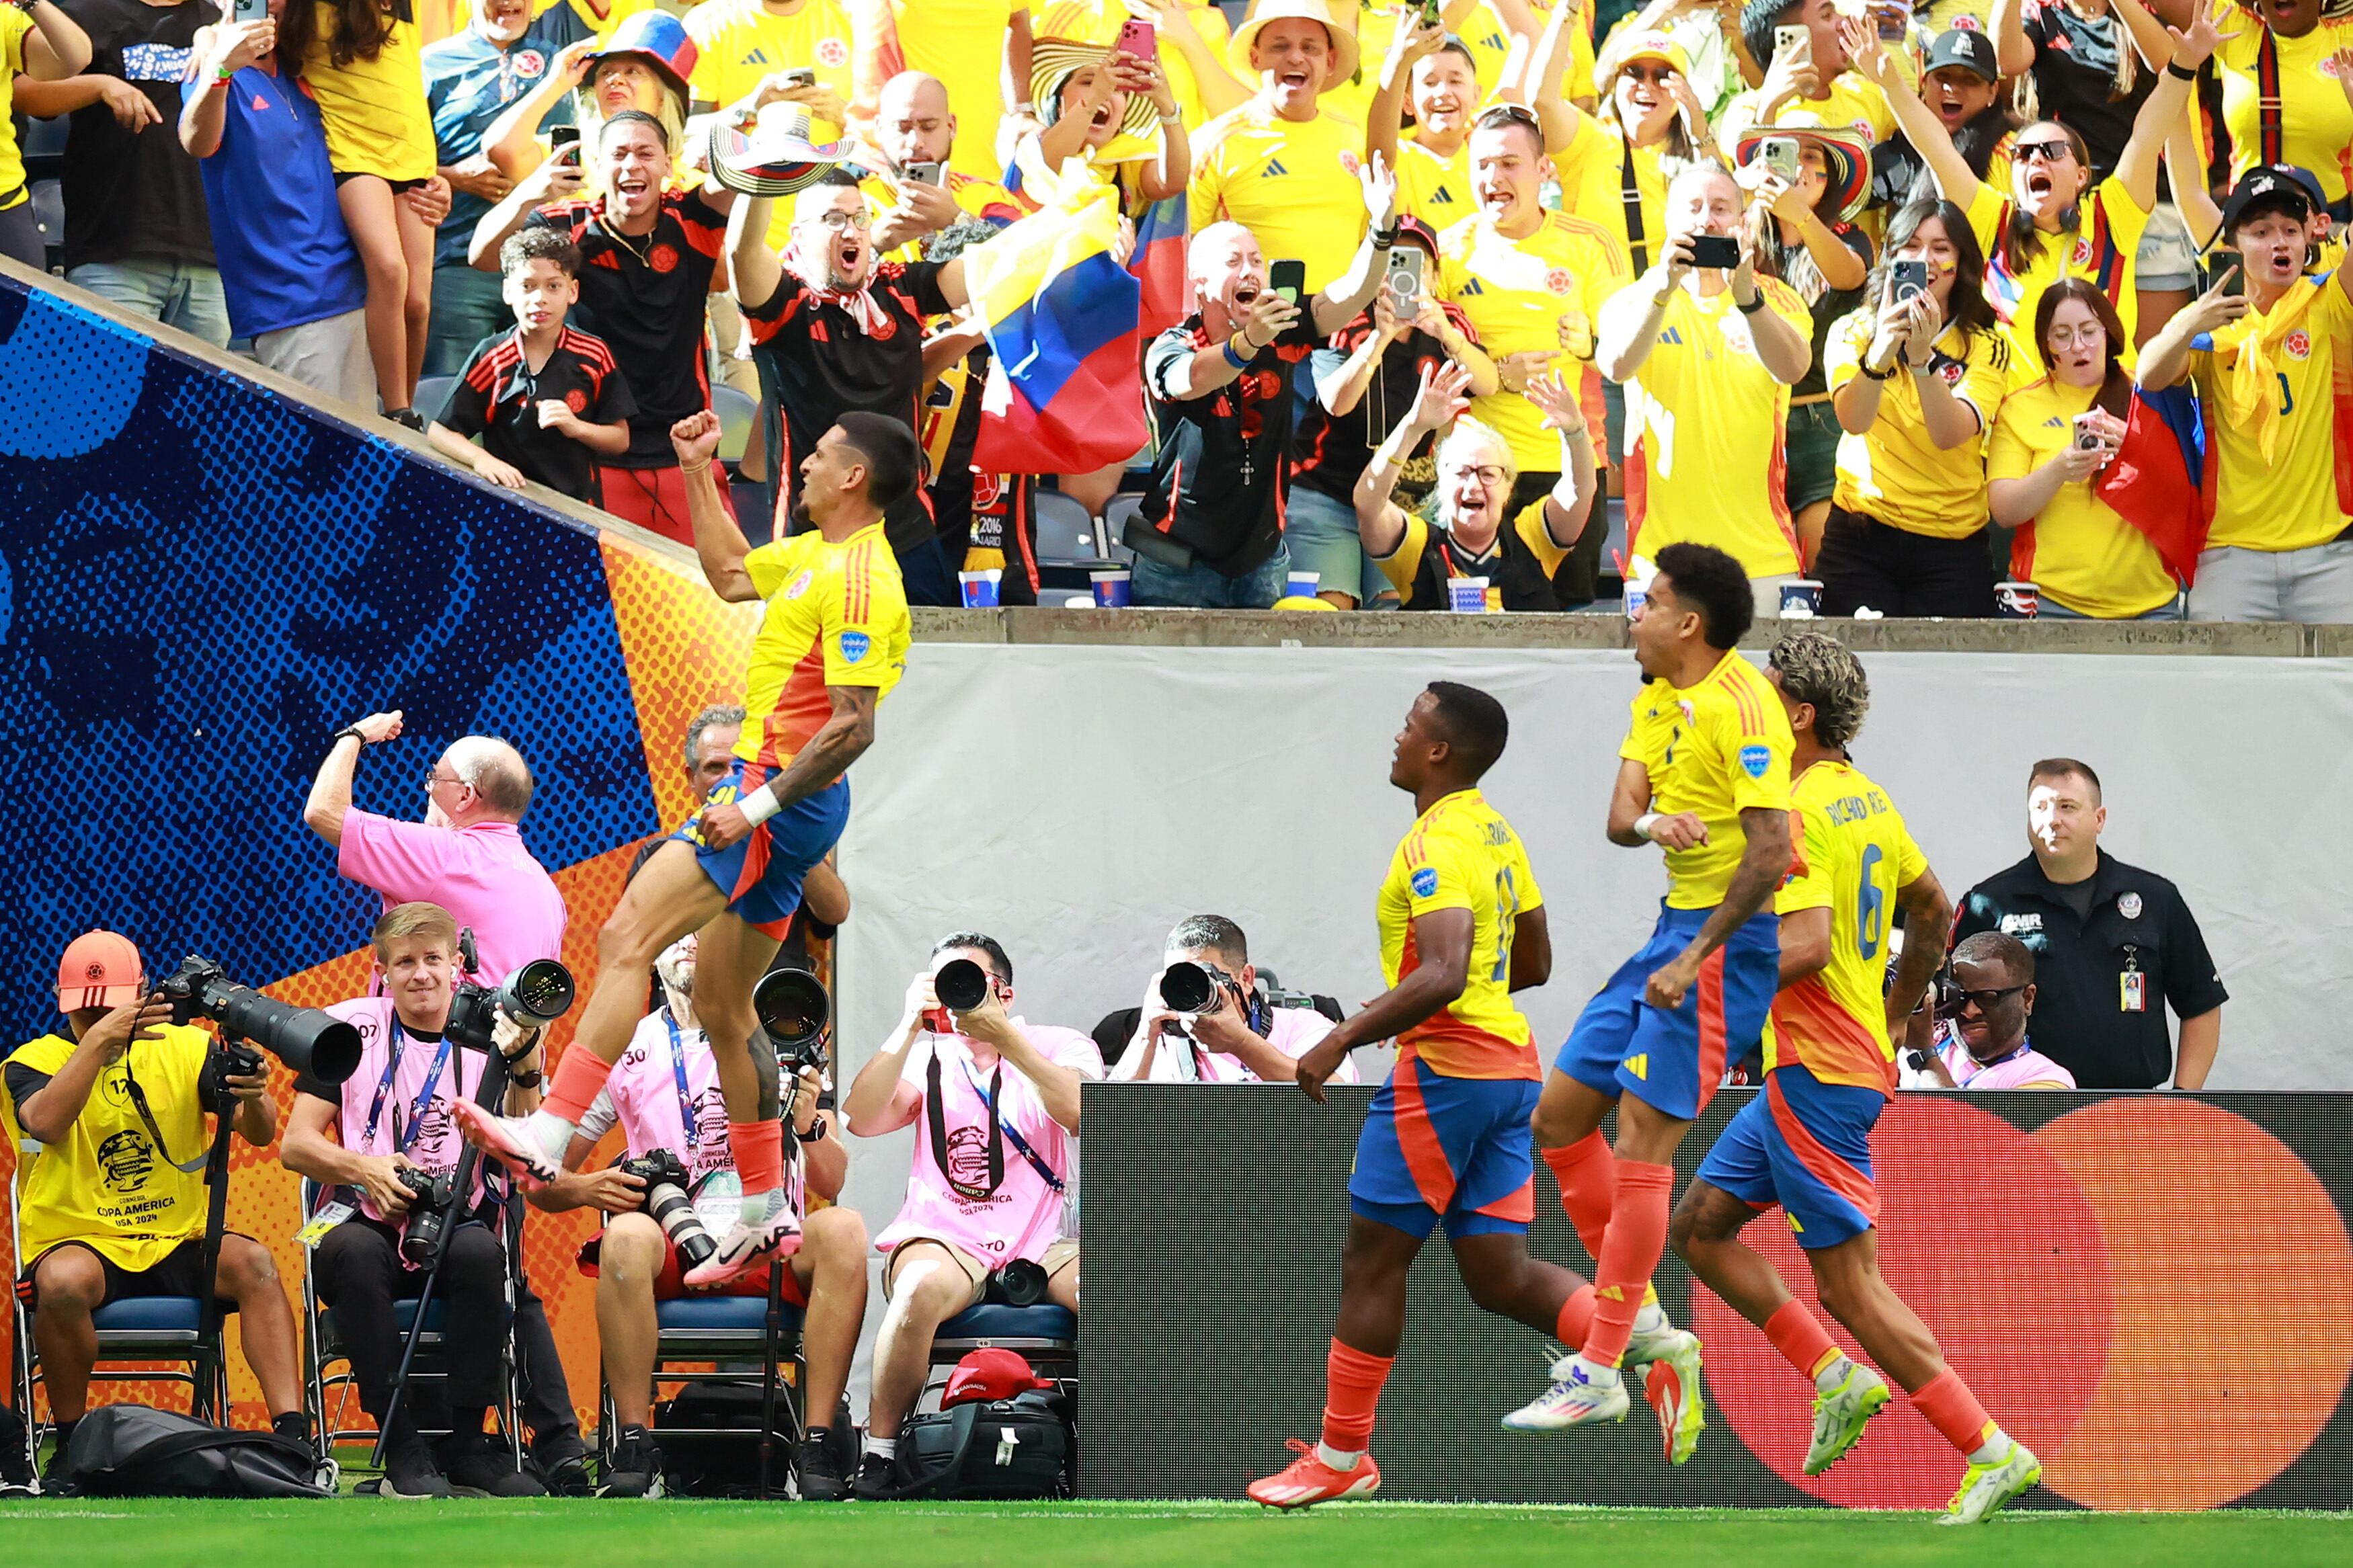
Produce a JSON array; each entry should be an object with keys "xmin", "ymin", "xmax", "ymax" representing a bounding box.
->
[{"xmin": 1246, "ymin": 1440, "xmax": 1382, "ymax": 1510}]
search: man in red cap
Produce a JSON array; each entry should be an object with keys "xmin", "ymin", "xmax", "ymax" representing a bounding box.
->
[{"xmin": 2, "ymin": 933, "xmax": 305, "ymax": 1471}]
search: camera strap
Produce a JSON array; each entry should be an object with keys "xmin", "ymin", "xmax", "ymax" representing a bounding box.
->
[
  {"xmin": 663, "ymin": 1014, "xmax": 699, "ymax": 1149},
  {"xmin": 120, "ymin": 1053, "xmax": 210, "ymax": 1175},
  {"xmin": 360, "ymin": 1022, "xmax": 454, "ymax": 1159},
  {"xmin": 959, "ymin": 1057, "xmax": 1063, "ymax": 1196},
  {"xmin": 926, "ymin": 1050, "xmax": 1003, "ymax": 1200}
]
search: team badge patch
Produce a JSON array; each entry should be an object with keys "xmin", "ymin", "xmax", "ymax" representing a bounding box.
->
[
  {"xmin": 2118, "ymin": 892, "xmax": 2143, "ymax": 919},
  {"xmin": 1739, "ymin": 743, "xmax": 1771, "ymax": 778},
  {"xmin": 840, "ymin": 630, "xmax": 871, "ymax": 663},
  {"xmin": 817, "ymin": 36, "xmax": 848, "ymax": 67},
  {"xmin": 782, "ymin": 570, "xmax": 814, "ymax": 600},
  {"xmin": 1411, "ymin": 866, "xmax": 1440, "ymax": 899},
  {"xmin": 2286, "ymin": 329, "xmax": 2311, "ymax": 360},
  {"xmin": 514, "ymin": 48, "xmax": 546, "ymax": 77}
]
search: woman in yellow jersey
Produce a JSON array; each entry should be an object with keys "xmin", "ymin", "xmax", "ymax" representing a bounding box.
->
[
  {"xmin": 1987, "ymin": 278, "xmax": 2183, "ymax": 618},
  {"xmin": 2201, "ymin": 0, "xmax": 2353, "ymax": 216},
  {"xmin": 1741, "ymin": 125, "xmax": 1873, "ymax": 561},
  {"xmin": 1819, "ymin": 198, "xmax": 2013, "ymax": 616},
  {"xmin": 482, "ymin": 9, "xmax": 690, "ymax": 185},
  {"xmin": 1533, "ymin": 27, "xmax": 1715, "ymax": 269},
  {"xmin": 282, "ymin": 0, "xmax": 441, "ymax": 421},
  {"xmin": 0, "ymin": 1, "xmax": 91, "ymax": 268},
  {"xmin": 1366, "ymin": 22, "xmax": 1484, "ymax": 232},
  {"xmin": 1029, "ymin": 36, "xmax": 1190, "ymax": 207},
  {"xmin": 1851, "ymin": 11, "xmax": 2216, "ymax": 357},
  {"xmin": 1037, "ymin": 0, "xmax": 1246, "ymax": 128}
]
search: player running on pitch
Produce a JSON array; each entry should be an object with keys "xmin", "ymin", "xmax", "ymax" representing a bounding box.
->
[
  {"xmin": 1249, "ymin": 683, "xmax": 1605, "ymax": 1510},
  {"xmin": 456, "ymin": 409, "xmax": 918, "ymax": 1284},
  {"xmin": 1505, "ymin": 543, "xmax": 1791, "ymax": 1460},
  {"xmin": 1668, "ymin": 634, "xmax": 2040, "ymax": 1524}
]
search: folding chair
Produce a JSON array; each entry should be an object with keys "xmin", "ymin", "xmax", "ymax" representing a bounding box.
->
[
  {"xmin": 9, "ymin": 1165, "xmax": 225, "ymax": 1479},
  {"xmin": 298, "ymin": 1181, "xmax": 520, "ymax": 1466},
  {"xmin": 922, "ymin": 1303, "xmax": 1078, "ymax": 1411},
  {"xmin": 596, "ymin": 1251, "xmax": 806, "ymax": 1498}
]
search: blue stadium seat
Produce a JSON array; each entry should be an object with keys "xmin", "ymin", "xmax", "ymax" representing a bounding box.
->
[
  {"xmin": 655, "ymin": 1296, "xmax": 807, "ymax": 1333},
  {"xmin": 91, "ymin": 1297, "xmax": 204, "ymax": 1333},
  {"xmin": 939, "ymin": 1303, "xmax": 1077, "ymax": 1342}
]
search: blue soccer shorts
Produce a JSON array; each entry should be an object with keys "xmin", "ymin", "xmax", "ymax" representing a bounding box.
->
[
  {"xmin": 1349, "ymin": 1055, "xmax": 1542, "ymax": 1241},
  {"xmin": 1555, "ymin": 902, "xmax": 1779, "ymax": 1120},
  {"xmin": 1695, "ymin": 1065, "xmax": 1884, "ymax": 1249},
  {"xmin": 672, "ymin": 759, "xmax": 849, "ymax": 936}
]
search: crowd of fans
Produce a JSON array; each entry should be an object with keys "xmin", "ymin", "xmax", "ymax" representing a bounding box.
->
[{"xmin": 7, "ymin": 0, "xmax": 2352, "ymax": 620}]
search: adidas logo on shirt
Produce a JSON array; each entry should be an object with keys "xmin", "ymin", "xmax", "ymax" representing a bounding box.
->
[
  {"xmin": 1265, "ymin": 158, "xmax": 1289, "ymax": 176},
  {"xmin": 1430, "ymin": 183, "xmax": 1457, "ymax": 204},
  {"xmin": 1624, "ymin": 1053, "xmax": 1648, "ymax": 1081},
  {"xmin": 742, "ymin": 47, "xmax": 772, "ymax": 65},
  {"xmin": 2042, "ymin": 416, "xmax": 2065, "ymax": 427},
  {"xmin": 1459, "ymin": 278, "xmax": 1484, "ymax": 295},
  {"xmin": 1658, "ymin": 328, "xmax": 1683, "ymax": 345}
]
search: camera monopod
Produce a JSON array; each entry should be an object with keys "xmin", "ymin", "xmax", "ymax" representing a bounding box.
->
[
  {"xmin": 371, "ymin": 1041, "xmax": 514, "ymax": 1471},
  {"xmin": 188, "ymin": 1061, "xmax": 241, "ymax": 1426}
]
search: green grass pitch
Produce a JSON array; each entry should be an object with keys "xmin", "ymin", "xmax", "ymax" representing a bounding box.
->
[{"xmin": 5, "ymin": 1499, "xmax": 2348, "ymax": 1567}]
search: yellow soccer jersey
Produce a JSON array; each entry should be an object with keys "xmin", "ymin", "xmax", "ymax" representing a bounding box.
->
[
  {"xmin": 1718, "ymin": 71, "xmax": 1893, "ymax": 150},
  {"xmin": 1189, "ymin": 101, "xmax": 1370, "ymax": 291},
  {"xmin": 1032, "ymin": 0, "xmax": 1234, "ymax": 134},
  {"xmin": 1763, "ymin": 760, "xmax": 1928, "ymax": 1094},
  {"xmin": 2194, "ymin": 275, "xmax": 2353, "ymax": 554},
  {"xmin": 2209, "ymin": 0, "xmax": 2353, "ymax": 205},
  {"xmin": 686, "ymin": 0, "xmax": 856, "ymax": 138},
  {"xmin": 1378, "ymin": 788, "xmax": 1544, "ymax": 1081},
  {"xmin": 1966, "ymin": 175, "xmax": 2149, "ymax": 365},
  {"xmin": 1987, "ymin": 376, "xmax": 2178, "ymax": 617},
  {"xmin": 302, "ymin": 0, "xmax": 438, "ymax": 180},
  {"xmin": 3, "ymin": 1026, "xmax": 216, "ymax": 1272},
  {"xmin": 1393, "ymin": 136, "xmax": 1473, "ymax": 231},
  {"xmin": 1621, "ymin": 276, "xmax": 1811, "ymax": 577},
  {"xmin": 736, "ymin": 523, "xmax": 912, "ymax": 768},
  {"xmin": 0, "ymin": 7, "xmax": 31, "ymax": 210},
  {"xmin": 1437, "ymin": 210, "xmax": 1628, "ymax": 470},
  {"xmin": 1621, "ymin": 650, "xmax": 1795, "ymax": 910},
  {"xmin": 1554, "ymin": 118, "xmax": 1667, "ymax": 272},
  {"xmin": 1825, "ymin": 313, "xmax": 2011, "ymax": 538}
]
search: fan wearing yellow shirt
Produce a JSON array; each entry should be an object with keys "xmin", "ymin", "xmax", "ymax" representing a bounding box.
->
[
  {"xmin": 686, "ymin": 0, "xmax": 857, "ymax": 142},
  {"xmin": 1366, "ymin": 22, "xmax": 1482, "ymax": 231},
  {"xmin": 1988, "ymin": 279, "xmax": 2182, "ymax": 618},
  {"xmin": 1330, "ymin": 0, "xmax": 1579, "ymax": 124},
  {"xmin": 1189, "ymin": 0, "xmax": 1371, "ymax": 292},
  {"xmin": 2204, "ymin": 0, "xmax": 2353, "ymax": 209},
  {"xmin": 1033, "ymin": 0, "xmax": 1242, "ymax": 130},
  {"xmin": 1670, "ymin": 635, "xmax": 2044, "ymax": 1526},
  {"xmin": 1718, "ymin": 0, "xmax": 1895, "ymax": 151},
  {"xmin": 2142, "ymin": 165, "xmax": 2353, "ymax": 622},
  {"xmin": 854, "ymin": 0, "xmax": 1031, "ymax": 182},
  {"xmin": 1506, "ymin": 542, "xmax": 1792, "ymax": 1455},
  {"xmin": 1436, "ymin": 105, "xmax": 1628, "ymax": 603},
  {"xmin": 1538, "ymin": 29, "xmax": 1718, "ymax": 276},
  {"xmin": 1818, "ymin": 199, "xmax": 2013, "ymax": 617},
  {"xmin": 1852, "ymin": 10, "xmax": 2215, "ymax": 360},
  {"xmin": 859, "ymin": 70, "xmax": 1029, "ymax": 262},
  {"xmin": 1597, "ymin": 163, "xmax": 1814, "ymax": 601},
  {"xmin": 0, "ymin": 1, "xmax": 89, "ymax": 268},
  {"xmin": 5, "ymin": 933, "xmax": 305, "ymax": 1453}
]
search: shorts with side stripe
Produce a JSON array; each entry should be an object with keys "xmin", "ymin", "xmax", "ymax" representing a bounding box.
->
[
  {"xmin": 1554, "ymin": 902, "xmax": 1779, "ymax": 1120},
  {"xmin": 672, "ymin": 759, "xmax": 849, "ymax": 936},
  {"xmin": 1348, "ymin": 1055, "xmax": 1540, "ymax": 1241},
  {"xmin": 1695, "ymin": 1065, "xmax": 1883, "ymax": 1249}
]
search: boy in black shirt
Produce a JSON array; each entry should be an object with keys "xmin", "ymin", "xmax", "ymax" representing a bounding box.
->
[{"xmin": 431, "ymin": 228, "xmax": 635, "ymax": 502}]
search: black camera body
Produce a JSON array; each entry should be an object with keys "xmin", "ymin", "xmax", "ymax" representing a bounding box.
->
[
  {"xmin": 616, "ymin": 1147, "xmax": 716, "ymax": 1272},
  {"xmin": 984, "ymin": 1257, "xmax": 1049, "ymax": 1308},
  {"xmin": 396, "ymin": 1167, "xmax": 459, "ymax": 1268},
  {"xmin": 159, "ymin": 956, "xmax": 364, "ymax": 1083},
  {"xmin": 443, "ymin": 957, "xmax": 577, "ymax": 1055}
]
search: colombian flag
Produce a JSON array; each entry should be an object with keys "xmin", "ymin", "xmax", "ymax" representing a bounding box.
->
[
  {"xmin": 2096, "ymin": 384, "xmax": 2210, "ymax": 585},
  {"xmin": 962, "ymin": 170, "xmax": 1148, "ymax": 474},
  {"xmin": 1129, "ymin": 190, "xmax": 1188, "ymax": 337}
]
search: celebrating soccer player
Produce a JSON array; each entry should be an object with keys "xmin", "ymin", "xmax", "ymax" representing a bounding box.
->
[
  {"xmin": 1667, "ymin": 634, "xmax": 2042, "ymax": 1526},
  {"xmin": 1508, "ymin": 542, "xmax": 1792, "ymax": 1460},
  {"xmin": 1249, "ymin": 683, "xmax": 1603, "ymax": 1510},
  {"xmin": 456, "ymin": 409, "xmax": 918, "ymax": 1284}
]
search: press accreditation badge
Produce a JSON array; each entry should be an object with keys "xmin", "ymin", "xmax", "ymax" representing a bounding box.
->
[
  {"xmin": 296, "ymin": 1200, "xmax": 355, "ymax": 1248},
  {"xmin": 2120, "ymin": 971, "xmax": 2147, "ymax": 1013}
]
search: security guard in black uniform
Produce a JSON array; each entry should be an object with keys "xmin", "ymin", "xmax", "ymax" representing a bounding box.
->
[{"xmin": 1950, "ymin": 758, "xmax": 2227, "ymax": 1090}]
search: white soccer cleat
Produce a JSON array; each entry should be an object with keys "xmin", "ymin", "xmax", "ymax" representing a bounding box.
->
[
  {"xmin": 680, "ymin": 1203, "xmax": 803, "ymax": 1288},
  {"xmin": 1501, "ymin": 1356, "xmax": 1630, "ymax": 1432},
  {"xmin": 1804, "ymin": 1363, "xmax": 1890, "ymax": 1476},
  {"xmin": 1639, "ymin": 1330, "xmax": 1706, "ymax": 1465},
  {"xmin": 1940, "ymin": 1442, "xmax": 2042, "ymax": 1525},
  {"xmin": 450, "ymin": 1102, "xmax": 563, "ymax": 1191}
]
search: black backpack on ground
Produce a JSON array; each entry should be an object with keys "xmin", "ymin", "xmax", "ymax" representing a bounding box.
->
[
  {"xmin": 891, "ymin": 1387, "xmax": 1072, "ymax": 1500},
  {"xmin": 60, "ymin": 1405, "xmax": 331, "ymax": 1498}
]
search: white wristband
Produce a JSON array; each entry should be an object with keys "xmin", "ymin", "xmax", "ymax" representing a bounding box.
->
[
  {"xmin": 738, "ymin": 784, "xmax": 783, "ymax": 826},
  {"xmin": 1633, "ymin": 813, "xmax": 1662, "ymax": 842}
]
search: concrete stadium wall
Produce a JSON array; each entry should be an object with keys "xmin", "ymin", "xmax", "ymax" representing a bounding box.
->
[{"xmin": 5, "ymin": 260, "xmax": 2351, "ymax": 1437}]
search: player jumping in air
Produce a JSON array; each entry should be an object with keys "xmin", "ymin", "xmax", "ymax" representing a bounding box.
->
[
  {"xmin": 1249, "ymin": 683, "xmax": 1603, "ymax": 1509},
  {"xmin": 1669, "ymin": 633, "xmax": 2040, "ymax": 1524},
  {"xmin": 456, "ymin": 409, "xmax": 918, "ymax": 1284},
  {"xmin": 1505, "ymin": 543, "xmax": 1792, "ymax": 1462}
]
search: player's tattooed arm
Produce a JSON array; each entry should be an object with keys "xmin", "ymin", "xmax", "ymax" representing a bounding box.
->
[
  {"xmin": 1296, "ymin": 909, "xmax": 1474, "ymax": 1104},
  {"xmin": 1646, "ymin": 807, "xmax": 1790, "ymax": 1010}
]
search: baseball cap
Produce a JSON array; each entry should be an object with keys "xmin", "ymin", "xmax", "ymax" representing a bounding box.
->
[
  {"xmin": 1611, "ymin": 30, "xmax": 1693, "ymax": 79},
  {"xmin": 57, "ymin": 931, "xmax": 145, "ymax": 1012},
  {"xmin": 1924, "ymin": 29, "xmax": 1999, "ymax": 83},
  {"xmin": 2217, "ymin": 164, "xmax": 2322, "ymax": 239},
  {"xmin": 940, "ymin": 1348, "xmax": 1047, "ymax": 1408}
]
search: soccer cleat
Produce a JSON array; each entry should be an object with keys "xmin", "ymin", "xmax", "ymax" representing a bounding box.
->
[
  {"xmin": 1804, "ymin": 1364, "xmax": 1890, "ymax": 1476},
  {"xmin": 1639, "ymin": 1330, "xmax": 1706, "ymax": 1465},
  {"xmin": 1939, "ymin": 1442, "xmax": 2042, "ymax": 1525},
  {"xmin": 680, "ymin": 1203, "xmax": 804, "ymax": 1287},
  {"xmin": 1501, "ymin": 1356, "xmax": 1631, "ymax": 1432},
  {"xmin": 1246, "ymin": 1439, "xmax": 1382, "ymax": 1509},
  {"xmin": 450, "ymin": 1101, "xmax": 563, "ymax": 1191}
]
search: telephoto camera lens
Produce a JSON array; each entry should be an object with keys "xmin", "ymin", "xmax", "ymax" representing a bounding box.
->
[
  {"xmin": 500, "ymin": 958, "xmax": 576, "ymax": 1022},
  {"xmin": 754, "ymin": 967, "xmax": 831, "ymax": 1050},
  {"xmin": 933, "ymin": 958, "xmax": 990, "ymax": 1012},
  {"xmin": 621, "ymin": 1151, "xmax": 715, "ymax": 1271},
  {"xmin": 1158, "ymin": 961, "xmax": 1217, "ymax": 1014},
  {"xmin": 160, "ymin": 956, "xmax": 364, "ymax": 1082},
  {"xmin": 986, "ymin": 1257, "xmax": 1049, "ymax": 1308}
]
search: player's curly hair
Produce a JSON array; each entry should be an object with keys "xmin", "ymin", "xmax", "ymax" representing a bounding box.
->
[{"xmin": 1769, "ymin": 632, "xmax": 1870, "ymax": 751}]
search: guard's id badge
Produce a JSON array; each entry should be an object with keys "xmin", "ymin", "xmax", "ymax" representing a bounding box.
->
[
  {"xmin": 2120, "ymin": 971, "xmax": 2147, "ymax": 1013},
  {"xmin": 296, "ymin": 1200, "xmax": 354, "ymax": 1249}
]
